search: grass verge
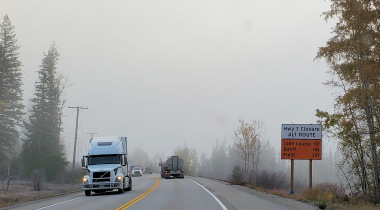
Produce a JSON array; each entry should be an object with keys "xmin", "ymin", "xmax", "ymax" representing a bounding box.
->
[
  {"xmin": 246, "ymin": 183, "xmax": 379, "ymax": 210},
  {"xmin": 0, "ymin": 181, "xmax": 81, "ymax": 208}
]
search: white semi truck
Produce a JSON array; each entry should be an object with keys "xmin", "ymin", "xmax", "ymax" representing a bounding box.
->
[{"xmin": 81, "ymin": 136, "xmax": 132, "ymax": 196}]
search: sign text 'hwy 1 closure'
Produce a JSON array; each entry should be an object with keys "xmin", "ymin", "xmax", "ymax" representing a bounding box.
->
[
  {"xmin": 281, "ymin": 124, "xmax": 322, "ymax": 140},
  {"xmin": 281, "ymin": 124, "xmax": 322, "ymax": 160}
]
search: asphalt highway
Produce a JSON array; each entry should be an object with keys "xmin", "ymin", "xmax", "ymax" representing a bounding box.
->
[{"xmin": 6, "ymin": 174, "xmax": 315, "ymax": 210}]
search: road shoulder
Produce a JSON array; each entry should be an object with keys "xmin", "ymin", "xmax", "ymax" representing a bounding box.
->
[{"xmin": 190, "ymin": 176, "xmax": 316, "ymax": 210}]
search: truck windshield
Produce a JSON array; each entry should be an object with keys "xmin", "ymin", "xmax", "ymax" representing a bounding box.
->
[{"xmin": 88, "ymin": 155, "xmax": 120, "ymax": 165}]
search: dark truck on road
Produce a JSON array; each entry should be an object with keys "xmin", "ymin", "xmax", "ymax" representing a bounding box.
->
[{"xmin": 160, "ymin": 156, "xmax": 184, "ymax": 179}]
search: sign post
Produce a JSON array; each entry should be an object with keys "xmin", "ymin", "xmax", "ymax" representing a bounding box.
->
[
  {"xmin": 281, "ymin": 124, "xmax": 322, "ymax": 191},
  {"xmin": 309, "ymin": 159, "xmax": 312, "ymax": 189},
  {"xmin": 291, "ymin": 159, "xmax": 294, "ymax": 192}
]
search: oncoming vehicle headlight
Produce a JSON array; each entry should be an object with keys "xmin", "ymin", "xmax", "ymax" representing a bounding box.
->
[
  {"xmin": 116, "ymin": 176, "xmax": 122, "ymax": 182},
  {"xmin": 83, "ymin": 175, "xmax": 89, "ymax": 183}
]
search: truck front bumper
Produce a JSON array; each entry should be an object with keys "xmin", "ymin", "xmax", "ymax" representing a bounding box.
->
[{"xmin": 82, "ymin": 182, "xmax": 123, "ymax": 191}]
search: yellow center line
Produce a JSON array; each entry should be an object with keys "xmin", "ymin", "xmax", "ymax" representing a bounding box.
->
[{"xmin": 115, "ymin": 178, "xmax": 161, "ymax": 210}]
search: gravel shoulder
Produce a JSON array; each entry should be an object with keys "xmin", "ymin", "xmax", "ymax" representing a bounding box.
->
[{"xmin": 190, "ymin": 176, "xmax": 317, "ymax": 210}]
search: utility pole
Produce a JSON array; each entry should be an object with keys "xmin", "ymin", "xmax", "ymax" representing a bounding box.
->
[
  {"xmin": 6, "ymin": 156, "xmax": 10, "ymax": 191},
  {"xmin": 86, "ymin": 132, "xmax": 98, "ymax": 138},
  {"xmin": 69, "ymin": 106, "xmax": 88, "ymax": 181}
]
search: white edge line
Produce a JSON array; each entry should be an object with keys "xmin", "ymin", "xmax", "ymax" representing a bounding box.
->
[
  {"xmin": 190, "ymin": 179, "xmax": 228, "ymax": 210},
  {"xmin": 34, "ymin": 196, "xmax": 84, "ymax": 210}
]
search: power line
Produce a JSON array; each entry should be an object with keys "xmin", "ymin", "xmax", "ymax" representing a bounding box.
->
[
  {"xmin": 21, "ymin": 70, "xmax": 82, "ymax": 107},
  {"xmin": 79, "ymin": 140, "xmax": 88, "ymax": 151},
  {"xmin": 21, "ymin": 120, "xmax": 75, "ymax": 139},
  {"xmin": 80, "ymin": 109, "xmax": 95, "ymax": 140},
  {"xmin": 77, "ymin": 118, "xmax": 88, "ymax": 163},
  {"xmin": 86, "ymin": 132, "xmax": 98, "ymax": 138},
  {"xmin": 21, "ymin": 70, "xmax": 37, "ymax": 82},
  {"xmin": 68, "ymin": 106, "xmax": 88, "ymax": 180}
]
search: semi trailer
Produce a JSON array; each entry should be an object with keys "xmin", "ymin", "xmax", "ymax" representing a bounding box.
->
[{"xmin": 160, "ymin": 156, "xmax": 184, "ymax": 179}]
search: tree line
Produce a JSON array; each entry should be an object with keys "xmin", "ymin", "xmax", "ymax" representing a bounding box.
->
[
  {"xmin": 0, "ymin": 15, "xmax": 68, "ymax": 184},
  {"xmin": 166, "ymin": 119, "xmax": 341, "ymax": 191}
]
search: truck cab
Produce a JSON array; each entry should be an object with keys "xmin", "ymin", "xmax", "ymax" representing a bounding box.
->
[{"xmin": 81, "ymin": 137, "xmax": 132, "ymax": 196}]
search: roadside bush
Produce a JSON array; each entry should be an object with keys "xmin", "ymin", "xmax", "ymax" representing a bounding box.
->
[
  {"xmin": 255, "ymin": 170, "xmax": 288, "ymax": 189},
  {"xmin": 315, "ymin": 182, "xmax": 345, "ymax": 202},
  {"xmin": 228, "ymin": 165, "xmax": 245, "ymax": 185},
  {"xmin": 302, "ymin": 182, "xmax": 345, "ymax": 203},
  {"xmin": 318, "ymin": 202, "xmax": 327, "ymax": 209},
  {"xmin": 31, "ymin": 169, "xmax": 45, "ymax": 191}
]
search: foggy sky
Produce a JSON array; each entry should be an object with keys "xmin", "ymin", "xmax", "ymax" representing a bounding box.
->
[{"xmin": 2, "ymin": 0, "xmax": 334, "ymax": 161}]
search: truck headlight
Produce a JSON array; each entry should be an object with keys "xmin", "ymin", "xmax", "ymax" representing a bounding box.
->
[
  {"xmin": 116, "ymin": 176, "xmax": 122, "ymax": 182},
  {"xmin": 83, "ymin": 175, "xmax": 89, "ymax": 183}
]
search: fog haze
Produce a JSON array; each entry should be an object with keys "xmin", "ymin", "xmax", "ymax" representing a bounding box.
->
[{"xmin": 2, "ymin": 0, "xmax": 334, "ymax": 160}]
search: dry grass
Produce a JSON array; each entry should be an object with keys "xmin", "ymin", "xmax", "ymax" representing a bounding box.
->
[
  {"xmin": 0, "ymin": 180, "xmax": 81, "ymax": 208},
  {"xmin": 246, "ymin": 182, "xmax": 380, "ymax": 210}
]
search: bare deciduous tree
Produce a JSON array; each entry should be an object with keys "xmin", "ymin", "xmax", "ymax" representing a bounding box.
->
[
  {"xmin": 234, "ymin": 119, "xmax": 256, "ymax": 175},
  {"xmin": 174, "ymin": 143, "xmax": 198, "ymax": 176}
]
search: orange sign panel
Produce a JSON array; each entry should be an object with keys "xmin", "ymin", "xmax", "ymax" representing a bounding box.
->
[{"xmin": 281, "ymin": 139, "xmax": 322, "ymax": 160}]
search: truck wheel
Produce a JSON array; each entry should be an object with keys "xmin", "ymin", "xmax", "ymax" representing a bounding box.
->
[
  {"xmin": 126, "ymin": 177, "xmax": 132, "ymax": 191},
  {"xmin": 85, "ymin": 190, "xmax": 91, "ymax": 196}
]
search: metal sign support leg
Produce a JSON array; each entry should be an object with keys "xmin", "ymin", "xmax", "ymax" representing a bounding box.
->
[
  {"xmin": 309, "ymin": 159, "xmax": 312, "ymax": 189},
  {"xmin": 291, "ymin": 159, "xmax": 294, "ymax": 193}
]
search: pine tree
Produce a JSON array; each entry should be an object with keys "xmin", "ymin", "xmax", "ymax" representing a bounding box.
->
[
  {"xmin": 210, "ymin": 140, "xmax": 228, "ymax": 179},
  {"xmin": 22, "ymin": 43, "xmax": 68, "ymax": 181},
  {"xmin": 0, "ymin": 15, "xmax": 23, "ymax": 162}
]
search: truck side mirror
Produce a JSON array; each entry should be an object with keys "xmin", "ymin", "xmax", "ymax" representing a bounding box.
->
[
  {"xmin": 124, "ymin": 155, "xmax": 127, "ymax": 166},
  {"xmin": 121, "ymin": 155, "xmax": 127, "ymax": 166},
  {"xmin": 81, "ymin": 156, "xmax": 88, "ymax": 169}
]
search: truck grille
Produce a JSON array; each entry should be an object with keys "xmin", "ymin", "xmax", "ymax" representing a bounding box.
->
[{"xmin": 93, "ymin": 171, "xmax": 111, "ymax": 183}]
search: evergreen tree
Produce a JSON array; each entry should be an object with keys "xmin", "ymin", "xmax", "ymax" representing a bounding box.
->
[
  {"xmin": 210, "ymin": 140, "xmax": 228, "ymax": 179},
  {"xmin": 0, "ymin": 15, "xmax": 23, "ymax": 162},
  {"xmin": 198, "ymin": 152, "xmax": 211, "ymax": 177},
  {"xmin": 22, "ymin": 43, "xmax": 67, "ymax": 181}
]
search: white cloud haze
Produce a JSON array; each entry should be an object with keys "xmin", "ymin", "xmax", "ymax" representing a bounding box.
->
[{"xmin": 2, "ymin": 0, "xmax": 334, "ymax": 161}]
